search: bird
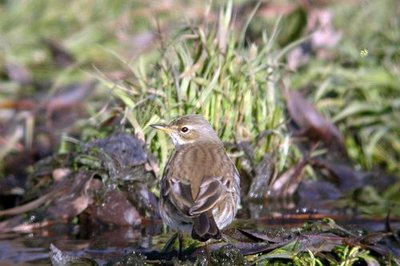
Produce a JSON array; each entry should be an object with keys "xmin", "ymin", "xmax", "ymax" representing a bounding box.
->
[{"xmin": 151, "ymin": 114, "xmax": 240, "ymax": 249}]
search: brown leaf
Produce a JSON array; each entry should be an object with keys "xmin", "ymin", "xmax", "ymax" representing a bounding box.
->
[
  {"xmin": 45, "ymin": 82, "xmax": 96, "ymax": 112},
  {"xmin": 205, "ymin": 241, "xmax": 286, "ymax": 256},
  {"xmin": 122, "ymin": 182, "xmax": 160, "ymax": 219},
  {"xmin": 44, "ymin": 82, "xmax": 96, "ymax": 129},
  {"xmin": 309, "ymin": 159, "xmax": 365, "ymax": 191},
  {"xmin": 269, "ymin": 157, "xmax": 308, "ymax": 197},
  {"xmin": 297, "ymin": 233, "xmax": 344, "ymax": 253},
  {"xmin": 236, "ymin": 228, "xmax": 285, "ymax": 243},
  {"xmin": 284, "ymin": 90, "xmax": 346, "ymax": 154},
  {"xmin": 297, "ymin": 179, "xmax": 342, "ymax": 204},
  {"xmin": 0, "ymin": 99, "xmax": 36, "ymax": 110},
  {"xmin": 43, "ymin": 39, "xmax": 75, "ymax": 67},
  {"xmin": 4, "ymin": 62, "xmax": 33, "ymax": 86},
  {"xmin": 358, "ymin": 232, "xmax": 392, "ymax": 245},
  {"xmin": 0, "ymin": 189, "xmax": 60, "ymax": 217},
  {"xmin": 47, "ymin": 172, "xmax": 96, "ymax": 219},
  {"xmin": 87, "ymin": 190, "xmax": 141, "ymax": 226}
]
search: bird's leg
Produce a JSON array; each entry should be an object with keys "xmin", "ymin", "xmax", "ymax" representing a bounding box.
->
[
  {"xmin": 178, "ymin": 231, "xmax": 183, "ymax": 259},
  {"xmin": 221, "ymin": 231, "xmax": 231, "ymax": 243},
  {"xmin": 161, "ymin": 232, "xmax": 178, "ymax": 254},
  {"xmin": 204, "ymin": 241, "xmax": 211, "ymax": 266}
]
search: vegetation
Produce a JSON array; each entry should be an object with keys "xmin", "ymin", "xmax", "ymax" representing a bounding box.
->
[
  {"xmin": 0, "ymin": 0, "xmax": 399, "ymax": 265},
  {"xmin": 290, "ymin": 0, "xmax": 400, "ymax": 172},
  {"xmin": 106, "ymin": 2, "xmax": 290, "ymax": 172}
]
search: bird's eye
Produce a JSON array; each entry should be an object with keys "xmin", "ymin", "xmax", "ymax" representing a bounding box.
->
[{"xmin": 180, "ymin": 126, "xmax": 189, "ymax": 133}]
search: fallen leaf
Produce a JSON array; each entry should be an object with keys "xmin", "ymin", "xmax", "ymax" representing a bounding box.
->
[
  {"xmin": 269, "ymin": 157, "xmax": 308, "ymax": 197},
  {"xmin": 309, "ymin": 159, "xmax": 365, "ymax": 191},
  {"xmin": 43, "ymin": 39, "xmax": 75, "ymax": 67},
  {"xmin": 4, "ymin": 61, "xmax": 33, "ymax": 86},
  {"xmin": 87, "ymin": 189, "xmax": 141, "ymax": 226},
  {"xmin": 47, "ymin": 172, "xmax": 96, "ymax": 219},
  {"xmin": 285, "ymin": 90, "xmax": 347, "ymax": 155}
]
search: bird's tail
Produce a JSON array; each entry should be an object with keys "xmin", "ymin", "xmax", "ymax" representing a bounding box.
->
[{"xmin": 191, "ymin": 213, "xmax": 221, "ymax": 241}]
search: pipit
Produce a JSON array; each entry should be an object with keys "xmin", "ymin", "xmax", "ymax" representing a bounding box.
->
[{"xmin": 151, "ymin": 115, "xmax": 240, "ymax": 248}]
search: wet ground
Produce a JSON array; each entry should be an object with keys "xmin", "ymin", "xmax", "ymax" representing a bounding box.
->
[{"xmin": 1, "ymin": 209, "xmax": 397, "ymax": 265}]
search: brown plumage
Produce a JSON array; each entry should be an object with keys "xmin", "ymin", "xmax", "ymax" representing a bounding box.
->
[{"xmin": 152, "ymin": 115, "xmax": 240, "ymax": 242}]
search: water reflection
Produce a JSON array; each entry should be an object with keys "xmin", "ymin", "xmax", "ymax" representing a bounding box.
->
[
  {"xmin": 0, "ymin": 200, "xmax": 397, "ymax": 265},
  {"xmin": 0, "ymin": 221, "xmax": 163, "ymax": 265}
]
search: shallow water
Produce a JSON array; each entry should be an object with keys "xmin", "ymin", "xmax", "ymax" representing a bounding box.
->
[
  {"xmin": 0, "ymin": 214, "xmax": 396, "ymax": 266},
  {"xmin": 0, "ymin": 226, "xmax": 157, "ymax": 265},
  {"xmin": 0, "ymin": 195, "xmax": 397, "ymax": 265}
]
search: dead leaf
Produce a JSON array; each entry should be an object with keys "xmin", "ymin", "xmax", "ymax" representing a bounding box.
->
[
  {"xmin": 4, "ymin": 62, "xmax": 33, "ymax": 86},
  {"xmin": 87, "ymin": 190, "xmax": 141, "ymax": 226},
  {"xmin": 269, "ymin": 157, "xmax": 308, "ymax": 197},
  {"xmin": 47, "ymin": 172, "xmax": 96, "ymax": 219},
  {"xmin": 284, "ymin": 90, "xmax": 347, "ymax": 155},
  {"xmin": 43, "ymin": 39, "xmax": 75, "ymax": 67},
  {"xmin": 236, "ymin": 228, "xmax": 285, "ymax": 243},
  {"xmin": 309, "ymin": 159, "xmax": 365, "ymax": 191}
]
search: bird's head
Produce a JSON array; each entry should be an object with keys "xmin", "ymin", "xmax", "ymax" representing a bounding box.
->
[{"xmin": 151, "ymin": 114, "xmax": 221, "ymax": 147}]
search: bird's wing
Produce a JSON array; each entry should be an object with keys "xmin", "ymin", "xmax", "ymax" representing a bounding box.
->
[
  {"xmin": 161, "ymin": 151, "xmax": 195, "ymax": 214},
  {"xmin": 164, "ymin": 177, "xmax": 194, "ymax": 215},
  {"xmin": 189, "ymin": 176, "xmax": 226, "ymax": 215}
]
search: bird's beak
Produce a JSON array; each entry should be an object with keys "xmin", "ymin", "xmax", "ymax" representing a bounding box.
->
[{"xmin": 150, "ymin": 123, "xmax": 171, "ymax": 133}]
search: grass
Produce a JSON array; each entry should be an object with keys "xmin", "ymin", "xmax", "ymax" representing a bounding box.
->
[
  {"xmin": 1, "ymin": 0, "xmax": 398, "ymax": 173},
  {"xmin": 101, "ymin": 2, "xmax": 291, "ymax": 171},
  {"xmin": 289, "ymin": 0, "xmax": 400, "ymax": 172},
  {"xmin": 84, "ymin": 1, "xmax": 400, "ymax": 263},
  {"xmin": 0, "ymin": 0, "xmax": 399, "ymax": 264}
]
